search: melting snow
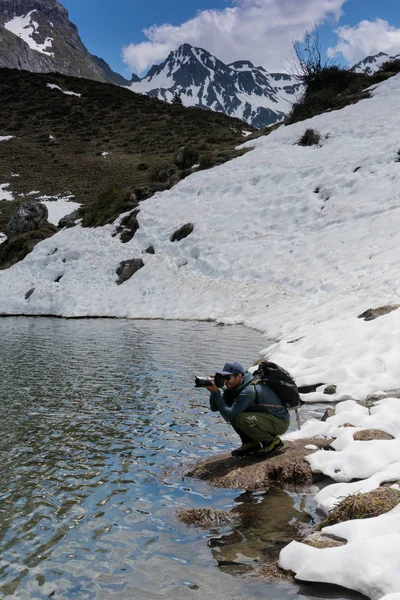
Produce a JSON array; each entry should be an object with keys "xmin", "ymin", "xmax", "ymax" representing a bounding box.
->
[
  {"xmin": 39, "ymin": 195, "xmax": 81, "ymax": 226},
  {"xmin": 4, "ymin": 10, "xmax": 54, "ymax": 56},
  {"xmin": 47, "ymin": 84, "xmax": 81, "ymax": 97},
  {"xmin": 0, "ymin": 184, "xmax": 13, "ymax": 201}
]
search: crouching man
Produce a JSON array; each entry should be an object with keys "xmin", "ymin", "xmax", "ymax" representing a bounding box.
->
[{"xmin": 206, "ymin": 361, "xmax": 290, "ymax": 457}]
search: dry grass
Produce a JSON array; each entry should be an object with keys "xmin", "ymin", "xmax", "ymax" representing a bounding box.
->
[
  {"xmin": 353, "ymin": 429, "xmax": 393, "ymax": 441},
  {"xmin": 316, "ymin": 488, "xmax": 400, "ymax": 530}
]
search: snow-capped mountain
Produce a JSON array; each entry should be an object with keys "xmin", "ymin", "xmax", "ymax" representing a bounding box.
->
[
  {"xmin": 352, "ymin": 51, "xmax": 400, "ymax": 75},
  {"xmin": 0, "ymin": 0, "xmax": 130, "ymax": 85},
  {"xmin": 129, "ymin": 44, "xmax": 302, "ymax": 129}
]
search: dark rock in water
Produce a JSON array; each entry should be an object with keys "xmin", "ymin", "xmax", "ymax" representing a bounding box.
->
[
  {"xmin": 5, "ymin": 201, "xmax": 48, "ymax": 239},
  {"xmin": 116, "ymin": 258, "xmax": 144, "ymax": 285},
  {"xmin": 25, "ymin": 287, "xmax": 35, "ymax": 299},
  {"xmin": 358, "ymin": 304, "xmax": 399, "ymax": 321},
  {"xmin": 170, "ymin": 223, "xmax": 194, "ymax": 242},
  {"xmin": 175, "ymin": 146, "xmax": 199, "ymax": 169},
  {"xmin": 58, "ymin": 210, "xmax": 80, "ymax": 228}
]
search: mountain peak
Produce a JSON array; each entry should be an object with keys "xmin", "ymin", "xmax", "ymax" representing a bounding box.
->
[
  {"xmin": 229, "ymin": 60, "xmax": 255, "ymax": 70},
  {"xmin": 0, "ymin": 0, "xmax": 130, "ymax": 85},
  {"xmin": 130, "ymin": 45, "xmax": 302, "ymax": 129}
]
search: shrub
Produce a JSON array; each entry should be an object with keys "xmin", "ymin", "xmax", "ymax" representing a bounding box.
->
[
  {"xmin": 298, "ymin": 129, "xmax": 321, "ymax": 146},
  {"xmin": 379, "ymin": 59, "xmax": 400, "ymax": 74},
  {"xmin": 198, "ymin": 155, "xmax": 214, "ymax": 170},
  {"xmin": 286, "ymin": 66, "xmax": 367, "ymax": 125},
  {"xmin": 81, "ymin": 186, "xmax": 137, "ymax": 227}
]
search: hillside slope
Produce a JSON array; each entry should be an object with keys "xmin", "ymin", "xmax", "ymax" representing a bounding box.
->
[
  {"xmin": 1, "ymin": 72, "xmax": 400, "ymax": 401},
  {"xmin": 0, "ymin": 67, "xmax": 254, "ymax": 233}
]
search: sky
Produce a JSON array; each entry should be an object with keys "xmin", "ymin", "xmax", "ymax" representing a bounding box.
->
[{"xmin": 60, "ymin": 0, "xmax": 400, "ymax": 77}]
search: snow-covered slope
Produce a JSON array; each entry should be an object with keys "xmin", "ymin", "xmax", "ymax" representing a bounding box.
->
[
  {"xmin": 352, "ymin": 51, "xmax": 400, "ymax": 75},
  {"xmin": 129, "ymin": 43, "xmax": 302, "ymax": 129},
  {"xmin": 1, "ymin": 72, "xmax": 400, "ymax": 404},
  {"xmin": 2, "ymin": 66, "xmax": 400, "ymax": 600}
]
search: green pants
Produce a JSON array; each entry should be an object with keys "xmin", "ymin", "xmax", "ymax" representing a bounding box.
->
[{"xmin": 232, "ymin": 412, "xmax": 290, "ymax": 444}]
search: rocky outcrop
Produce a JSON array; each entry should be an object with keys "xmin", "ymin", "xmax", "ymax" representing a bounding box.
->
[
  {"xmin": 186, "ymin": 438, "xmax": 333, "ymax": 491},
  {"xmin": 5, "ymin": 200, "xmax": 48, "ymax": 238},
  {"xmin": 58, "ymin": 209, "xmax": 80, "ymax": 228},
  {"xmin": 116, "ymin": 258, "xmax": 144, "ymax": 285},
  {"xmin": 170, "ymin": 223, "xmax": 194, "ymax": 242},
  {"xmin": 0, "ymin": 0, "xmax": 130, "ymax": 84},
  {"xmin": 358, "ymin": 304, "xmax": 399, "ymax": 321}
]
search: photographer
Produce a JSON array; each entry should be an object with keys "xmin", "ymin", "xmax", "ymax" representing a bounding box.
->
[{"xmin": 205, "ymin": 361, "xmax": 290, "ymax": 457}]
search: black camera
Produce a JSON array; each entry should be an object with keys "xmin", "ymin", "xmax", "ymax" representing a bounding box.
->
[{"xmin": 195, "ymin": 373, "xmax": 224, "ymax": 389}]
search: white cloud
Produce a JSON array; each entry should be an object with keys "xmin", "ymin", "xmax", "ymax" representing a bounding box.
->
[
  {"xmin": 122, "ymin": 0, "xmax": 346, "ymax": 74},
  {"xmin": 328, "ymin": 18, "xmax": 400, "ymax": 64}
]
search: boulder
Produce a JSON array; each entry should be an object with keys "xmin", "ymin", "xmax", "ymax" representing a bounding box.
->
[
  {"xmin": 358, "ymin": 304, "xmax": 399, "ymax": 321},
  {"xmin": 321, "ymin": 408, "xmax": 335, "ymax": 421},
  {"xmin": 353, "ymin": 429, "xmax": 393, "ymax": 441},
  {"xmin": 116, "ymin": 258, "xmax": 144, "ymax": 285},
  {"xmin": 324, "ymin": 385, "xmax": 337, "ymax": 395},
  {"xmin": 175, "ymin": 146, "xmax": 199, "ymax": 169},
  {"xmin": 186, "ymin": 438, "xmax": 333, "ymax": 491},
  {"xmin": 5, "ymin": 201, "xmax": 48, "ymax": 239},
  {"xmin": 58, "ymin": 209, "xmax": 80, "ymax": 228},
  {"xmin": 118, "ymin": 210, "xmax": 140, "ymax": 243},
  {"xmin": 170, "ymin": 223, "xmax": 194, "ymax": 242}
]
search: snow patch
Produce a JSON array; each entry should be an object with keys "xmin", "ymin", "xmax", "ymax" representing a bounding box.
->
[
  {"xmin": 4, "ymin": 10, "xmax": 54, "ymax": 56},
  {"xmin": 47, "ymin": 84, "xmax": 81, "ymax": 97},
  {"xmin": 0, "ymin": 184, "xmax": 13, "ymax": 201}
]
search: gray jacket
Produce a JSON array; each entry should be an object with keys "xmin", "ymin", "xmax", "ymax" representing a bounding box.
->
[{"xmin": 209, "ymin": 371, "xmax": 290, "ymax": 423}]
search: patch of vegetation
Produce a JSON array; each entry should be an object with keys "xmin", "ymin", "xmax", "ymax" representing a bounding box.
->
[
  {"xmin": 316, "ymin": 488, "xmax": 400, "ymax": 530},
  {"xmin": 81, "ymin": 186, "xmax": 138, "ymax": 227},
  {"xmin": 0, "ymin": 224, "xmax": 57, "ymax": 270},
  {"xmin": 379, "ymin": 59, "xmax": 400, "ymax": 74},
  {"xmin": 286, "ymin": 62, "xmax": 400, "ymax": 125},
  {"xmin": 298, "ymin": 128, "xmax": 321, "ymax": 146}
]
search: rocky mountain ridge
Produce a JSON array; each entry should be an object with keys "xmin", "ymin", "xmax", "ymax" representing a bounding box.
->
[
  {"xmin": 351, "ymin": 51, "xmax": 400, "ymax": 75},
  {"xmin": 130, "ymin": 43, "xmax": 302, "ymax": 129},
  {"xmin": 0, "ymin": 0, "xmax": 130, "ymax": 85}
]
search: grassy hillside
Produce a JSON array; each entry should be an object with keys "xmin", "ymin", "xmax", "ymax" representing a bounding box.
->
[{"xmin": 0, "ymin": 68, "xmax": 254, "ymax": 233}]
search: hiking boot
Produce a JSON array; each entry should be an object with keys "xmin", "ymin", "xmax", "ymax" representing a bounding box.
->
[
  {"xmin": 261, "ymin": 436, "xmax": 284, "ymax": 455},
  {"xmin": 231, "ymin": 442, "xmax": 262, "ymax": 457}
]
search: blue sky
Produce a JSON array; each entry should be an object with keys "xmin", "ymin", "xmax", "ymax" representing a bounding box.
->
[{"xmin": 61, "ymin": 0, "xmax": 400, "ymax": 77}]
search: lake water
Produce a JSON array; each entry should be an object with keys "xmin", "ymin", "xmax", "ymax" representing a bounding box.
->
[{"xmin": 0, "ymin": 318, "xmax": 365, "ymax": 600}]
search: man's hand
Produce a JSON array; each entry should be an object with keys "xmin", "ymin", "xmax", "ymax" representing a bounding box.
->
[{"xmin": 205, "ymin": 376, "xmax": 218, "ymax": 393}]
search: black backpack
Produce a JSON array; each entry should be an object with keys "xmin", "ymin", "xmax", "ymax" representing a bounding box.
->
[{"xmin": 252, "ymin": 361, "xmax": 301, "ymax": 410}]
